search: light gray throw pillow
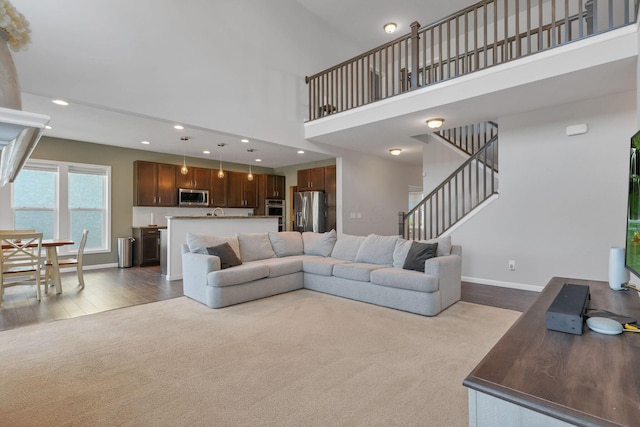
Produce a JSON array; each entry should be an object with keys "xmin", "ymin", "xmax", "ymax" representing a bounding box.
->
[
  {"xmin": 331, "ymin": 233, "xmax": 366, "ymax": 261},
  {"xmin": 268, "ymin": 231, "xmax": 303, "ymax": 257},
  {"xmin": 236, "ymin": 232, "xmax": 276, "ymax": 262},
  {"xmin": 354, "ymin": 234, "xmax": 399, "ymax": 265},
  {"xmin": 393, "ymin": 235, "xmax": 453, "ymax": 268},
  {"xmin": 186, "ymin": 232, "xmax": 240, "ymax": 258},
  {"xmin": 302, "ymin": 230, "xmax": 337, "ymax": 257}
]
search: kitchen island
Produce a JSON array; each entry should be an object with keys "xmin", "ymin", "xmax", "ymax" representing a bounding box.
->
[{"xmin": 165, "ymin": 216, "xmax": 278, "ymax": 280}]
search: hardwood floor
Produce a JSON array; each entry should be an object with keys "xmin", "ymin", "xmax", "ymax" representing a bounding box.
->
[
  {"xmin": 0, "ymin": 268, "xmax": 537, "ymax": 332},
  {"xmin": 0, "ymin": 266, "xmax": 182, "ymax": 332}
]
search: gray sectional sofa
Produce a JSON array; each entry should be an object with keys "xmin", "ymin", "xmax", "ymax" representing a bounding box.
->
[{"xmin": 181, "ymin": 230, "xmax": 462, "ymax": 316}]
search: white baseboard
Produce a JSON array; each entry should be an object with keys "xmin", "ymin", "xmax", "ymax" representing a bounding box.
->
[
  {"xmin": 58, "ymin": 262, "xmax": 118, "ymax": 273},
  {"xmin": 462, "ymin": 276, "xmax": 544, "ymax": 292}
]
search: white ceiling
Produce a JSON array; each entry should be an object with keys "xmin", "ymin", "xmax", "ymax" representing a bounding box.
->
[
  {"xmin": 10, "ymin": 1, "xmax": 633, "ymax": 169},
  {"xmin": 9, "ymin": 0, "xmax": 476, "ymax": 168}
]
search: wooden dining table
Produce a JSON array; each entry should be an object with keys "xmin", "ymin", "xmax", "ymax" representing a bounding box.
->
[
  {"xmin": 1, "ymin": 238, "xmax": 74, "ymax": 294},
  {"xmin": 42, "ymin": 239, "xmax": 74, "ymax": 294}
]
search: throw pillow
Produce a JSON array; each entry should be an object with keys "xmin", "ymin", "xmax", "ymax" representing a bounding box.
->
[
  {"xmin": 402, "ymin": 241, "xmax": 438, "ymax": 272},
  {"xmin": 392, "ymin": 238, "xmax": 413, "ymax": 268},
  {"xmin": 236, "ymin": 233, "xmax": 276, "ymax": 262},
  {"xmin": 302, "ymin": 230, "xmax": 337, "ymax": 257},
  {"xmin": 206, "ymin": 243, "xmax": 242, "ymax": 269},
  {"xmin": 186, "ymin": 232, "xmax": 240, "ymax": 258},
  {"xmin": 354, "ymin": 234, "xmax": 399, "ymax": 265},
  {"xmin": 268, "ymin": 231, "xmax": 303, "ymax": 257},
  {"xmin": 331, "ymin": 233, "xmax": 366, "ymax": 261}
]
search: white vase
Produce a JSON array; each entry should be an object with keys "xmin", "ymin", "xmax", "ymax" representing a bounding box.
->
[{"xmin": 0, "ymin": 31, "xmax": 22, "ymax": 110}]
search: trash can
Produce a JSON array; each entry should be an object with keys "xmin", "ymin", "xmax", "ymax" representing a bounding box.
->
[{"xmin": 117, "ymin": 237, "xmax": 135, "ymax": 268}]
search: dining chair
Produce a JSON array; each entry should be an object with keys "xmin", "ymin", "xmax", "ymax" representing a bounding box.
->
[
  {"xmin": 0, "ymin": 232, "xmax": 45, "ymax": 304},
  {"xmin": 46, "ymin": 229, "xmax": 88, "ymax": 289}
]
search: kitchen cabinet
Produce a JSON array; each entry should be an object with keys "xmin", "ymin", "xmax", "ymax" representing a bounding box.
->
[
  {"xmin": 132, "ymin": 227, "xmax": 163, "ymax": 266},
  {"xmin": 265, "ymin": 174, "xmax": 285, "ymax": 199},
  {"xmin": 297, "ymin": 167, "xmax": 324, "ymax": 191},
  {"xmin": 134, "ymin": 161, "xmax": 177, "ymax": 206},
  {"xmin": 324, "ymin": 165, "xmax": 336, "ymax": 207},
  {"xmin": 255, "ymin": 174, "xmax": 266, "ymax": 215},
  {"xmin": 175, "ymin": 166, "xmax": 210, "ymax": 190},
  {"xmin": 227, "ymin": 171, "xmax": 258, "ymax": 208},
  {"xmin": 209, "ymin": 170, "xmax": 227, "ymax": 207}
]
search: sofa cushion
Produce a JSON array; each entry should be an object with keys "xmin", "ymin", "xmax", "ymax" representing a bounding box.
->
[
  {"xmin": 207, "ymin": 263, "xmax": 269, "ymax": 287},
  {"xmin": 354, "ymin": 234, "xmax": 399, "ymax": 265},
  {"xmin": 245, "ymin": 258, "xmax": 303, "ymax": 278},
  {"xmin": 403, "ymin": 241, "xmax": 438, "ymax": 273},
  {"xmin": 333, "ymin": 262, "xmax": 387, "ymax": 282},
  {"xmin": 393, "ymin": 235, "xmax": 452, "ymax": 268},
  {"xmin": 370, "ymin": 267, "xmax": 439, "ymax": 293},
  {"xmin": 268, "ymin": 231, "xmax": 303, "ymax": 257},
  {"xmin": 331, "ymin": 234, "xmax": 366, "ymax": 261},
  {"xmin": 302, "ymin": 257, "xmax": 349, "ymax": 276},
  {"xmin": 237, "ymin": 232, "xmax": 276, "ymax": 262},
  {"xmin": 206, "ymin": 243, "xmax": 242, "ymax": 270},
  {"xmin": 186, "ymin": 232, "xmax": 240, "ymax": 258},
  {"xmin": 302, "ymin": 230, "xmax": 337, "ymax": 257}
]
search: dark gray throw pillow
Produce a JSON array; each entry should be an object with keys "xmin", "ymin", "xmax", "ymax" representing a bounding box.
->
[
  {"xmin": 206, "ymin": 243, "xmax": 242, "ymax": 269},
  {"xmin": 402, "ymin": 241, "xmax": 438, "ymax": 272}
]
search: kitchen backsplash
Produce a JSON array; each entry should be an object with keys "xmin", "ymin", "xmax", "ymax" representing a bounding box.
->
[{"xmin": 132, "ymin": 206, "xmax": 254, "ymax": 227}]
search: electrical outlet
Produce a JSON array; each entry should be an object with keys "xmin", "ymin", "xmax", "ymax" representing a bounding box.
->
[{"xmin": 508, "ymin": 260, "xmax": 516, "ymax": 271}]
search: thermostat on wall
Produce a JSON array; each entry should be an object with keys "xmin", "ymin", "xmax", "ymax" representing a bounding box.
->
[{"xmin": 566, "ymin": 124, "xmax": 588, "ymax": 136}]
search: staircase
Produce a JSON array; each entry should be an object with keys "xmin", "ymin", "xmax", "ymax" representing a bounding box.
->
[{"xmin": 399, "ymin": 122, "xmax": 498, "ymax": 240}]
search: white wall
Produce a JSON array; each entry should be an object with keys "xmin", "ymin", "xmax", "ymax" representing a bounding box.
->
[
  {"xmin": 340, "ymin": 152, "xmax": 422, "ymax": 236},
  {"xmin": 448, "ymin": 91, "xmax": 636, "ymax": 290}
]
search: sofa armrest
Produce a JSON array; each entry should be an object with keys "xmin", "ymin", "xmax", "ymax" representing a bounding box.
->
[
  {"xmin": 182, "ymin": 251, "xmax": 222, "ymax": 304},
  {"xmin": 425, "ymin": 254, "xmax": 462, "ymax": 309}
]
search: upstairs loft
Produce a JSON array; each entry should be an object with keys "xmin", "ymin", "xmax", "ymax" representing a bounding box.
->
[{"xmin": 304, "ymin": 0, "xmax": 639, "ymax": 146}]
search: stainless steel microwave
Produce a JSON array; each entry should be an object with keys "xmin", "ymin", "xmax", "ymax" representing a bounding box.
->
[{"xmin": 179, "ymin": 188, "xmax": 209, "ymax": 207}]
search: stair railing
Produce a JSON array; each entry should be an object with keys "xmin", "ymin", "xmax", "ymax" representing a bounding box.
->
[
  {"xmin": 436, "ymin": 121, "xmax": 498, "ymax": 161},
  {"xmin": 306, "ymin": 0, "xmax": 639, "ymax": 121},
  {"xmin": 399, "ymin": 134, "xmax": 498, "ymax": 240}
]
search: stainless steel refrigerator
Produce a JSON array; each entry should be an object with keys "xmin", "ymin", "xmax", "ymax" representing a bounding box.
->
[{"xmin": 294, "ymin": 191, "xmax": 326, "ymax": 232}]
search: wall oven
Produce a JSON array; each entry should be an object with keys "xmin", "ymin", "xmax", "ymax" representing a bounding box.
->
[{"xmin": 265, "ymin": 199, "xmax": 284, "ymax": 231}]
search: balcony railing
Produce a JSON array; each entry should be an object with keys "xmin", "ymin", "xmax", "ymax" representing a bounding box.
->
[{"xmin": 306, "ymin": 0, "xmax": 639, "ymax": 121}]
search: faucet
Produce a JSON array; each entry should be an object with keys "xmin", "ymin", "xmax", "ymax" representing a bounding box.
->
[{"xmin": 211, "ymin": 207, "xmax": 225, "ymax": 217}]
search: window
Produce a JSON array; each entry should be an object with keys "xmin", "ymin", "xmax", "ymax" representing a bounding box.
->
[{"xmin": 4, "ymin": 160, "xmax": 111, "ymax": 255}]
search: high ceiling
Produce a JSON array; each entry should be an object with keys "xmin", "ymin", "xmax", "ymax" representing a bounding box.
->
[{"xmin": 10, "ymin": 0, "xmax": 476, "ymax": 168}]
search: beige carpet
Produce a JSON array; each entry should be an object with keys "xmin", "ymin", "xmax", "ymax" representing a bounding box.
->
[{"xmin": 0, "ymin": 290, "xmax": 519, "ymax": 426}]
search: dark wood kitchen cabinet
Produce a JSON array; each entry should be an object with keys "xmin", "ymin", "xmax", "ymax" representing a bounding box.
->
[
  {"xmin": 134, "ymin": 161, "xmax": 177, "ymax": 206},
  {"xmin": 227, "ymin": 171, "xmax": 258, "ymax": 208},
  {"xmin": 132, "ymin": 227, "xmax": 163, "ymax": 266},
  {"xmin": 324, "ymin": 165, "xmax": 336, "ymax": 231},
  {"xmin": 297, "ymin": 167, "xmax": 325, "ymax": 191},
  {"xmin": 265, "ymin": 174, "xmax": 285, "ymax": 199},
  {"xmin": 209, "ymin": 170, "xmax": 227, "ymax": 207},
  {"xmin": 175, "ymin": 166, "xmax": 210, "ymax": 190}
]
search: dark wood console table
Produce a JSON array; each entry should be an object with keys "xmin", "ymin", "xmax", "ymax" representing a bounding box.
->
[{"xmin": 464, "ymin": 277, "xmax": 640, "ymax": 426}]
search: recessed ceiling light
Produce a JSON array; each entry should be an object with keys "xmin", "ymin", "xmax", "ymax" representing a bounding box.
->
[
  {"xmin": 173, "ymin": 124, "xmax": 184, "ymax": 130},
  {"xmin": 255, "ymin": 158, "xmax": 262, "ymax": 162},
  {"xmin": 383, "ymin": 22, "xmax": 397, "ymax": 34},
  {"xmin": 45, "ymin": 125, "xmax": 52, "ymax": 130},
  {"xmin": 141, "ymin": 140, "xmax": 150, "ymax": 145},
  {"xmin": 426, "ymin": 118, "xmax": 444, "ymax": 129},
  {"xmin": 241, "ymin": 139, "xmax": 249, "ymax": 143},
  {"xmin": 389, "ymin": 148, "xmax": 402, "ymax": 156},
  {"xmin": 51, "ymin": 99, "xmax": 68, "ymax": 106},
  {"xmin": 203, "ymin": 150, "xmax": 210, "ymax": 154},
  {"xmin": 297, "ymin": 150, "xmax": 305, "ymax": 154}
]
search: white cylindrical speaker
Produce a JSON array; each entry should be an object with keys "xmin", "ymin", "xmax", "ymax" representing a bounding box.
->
[{"xmin": 609, "ymin": 247, "xmax": 629, "ymax": 290}]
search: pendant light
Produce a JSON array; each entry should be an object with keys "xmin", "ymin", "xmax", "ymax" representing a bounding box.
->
[
  {"xmin": 217, "ymin": 143, "xmax": 225, "ymax": 178},
  {"xmin": 180, "ymin": 136, "xmax": 190, "ymax": 175},
  {"xmin": 247, "ymin": 148, "xmax": 255, "ymax": 181}
]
